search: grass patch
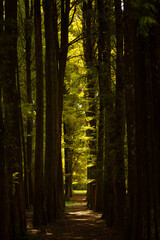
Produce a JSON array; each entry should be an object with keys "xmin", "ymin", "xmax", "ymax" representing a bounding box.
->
[
  {"xmin": 65, "ymin": 200, "xmax": 77, "ymax": 205},
  {"xmin": 73, "ymin": 190, "xmax": 87, "ymax": 195}
]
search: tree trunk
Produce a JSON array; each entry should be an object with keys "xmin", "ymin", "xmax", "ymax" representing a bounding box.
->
[
  {"xmin": 0, "ymin": 6, "xmax": 10, "ymax": 233},
  {"xmin": 0, "ymin": 90, "xmax": 10, "ymax": 240},
  {"xmin": 114, "ymin": 0, "xmax": 126, "ymax": 231},
  {"xmin": 25, "ymin": 0, "xmax": 33, "ymax": 208},
  {"xmin": 44, "ymin": 0, "xmax": 58, "ymax": 222},
  {"xmin": 4, "ymin": 0, "xmax": 26, "ymax": 237},
  {"xmin": 97, "ymin": 0, "xmax": 115, "ymax": 226},
  {"xmin": 64, "ymin": 122, "xmax": 73, "ymax": 200},
  {"xmin": 132, "ymin": 3, "xmax": 160, "ymax": 239},
  {"xmin": 124, "ymin": 1, "xmax": 137, "ymax": 239},
  {"xmin": 83, "ymin": 0, "xmax": 97, "ymax": 210},
  {"xmin": 33, "ymin": 0, "xmax": 44, "ymax": 226},
  {"xmin": 44, "ymin": 0, "xmax": 69, "ymax": 222}
]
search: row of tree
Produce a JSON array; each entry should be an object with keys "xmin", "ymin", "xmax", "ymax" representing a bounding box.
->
[
  {"xmin": 0, "ymin": 0, "xmax": 160, "ymax": 240},
  {"xmin": 0, "ymin": 0, "xmax": 71, "ymax": 238},
  {"xmin": 82, "ymin": 0, "xmax": 160, "ymax": 239}
]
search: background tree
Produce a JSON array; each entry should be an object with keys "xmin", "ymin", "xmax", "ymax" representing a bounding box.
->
[
  {"xmin": 96, "ymin": 0, "xmax": 115, "ymax": 225},
  {"xmin": 33, "ymin": 0, "xmax": 44, "ymax": 226},
  {"xmin": 25, "ymin": 0, "xmax": 34, "ymax": 209},
  {"xmin": 0, "ymin": 2, "xmax": 10, "ymax": 237},
  {"xmin": 114, "ymin": 0, "xmax": 126, "ymax": 231},
  {"xmin": 83, "ymin": 0, "xmax": 98, "ymax": 210}
]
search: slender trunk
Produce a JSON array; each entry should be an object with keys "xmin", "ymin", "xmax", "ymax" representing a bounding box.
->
[
  {"xmin": 44, "ymin": 0, "xmax": 58, "ymax": 222},
  {"xmin": 0, "ymin": 4, "xmax": 10, "ymax": 236},
  {"xmin": 56, "ymin": 0, "xmax": 71, "ymax": 212},
  {"xmin": 25, "ymin": 0, "xmax": 33, "ymax": 208},
  {"xmin": 33, "ymin": 0, "xmax": 44, "ymax": 226},
  {"xmin": 0, "ymin": 10, "xmax": 10, "ymax": 232},
  {"xmin": 64, "ymin": 122, "xmax": 73, "ymax": 200},
  {"xmin": 4, "ymin": 0, "xmax": 26, "ymax": 237},
  {"xmin": 97, "ymin": 0, "xmax": 115, "ymax": 226},
  {"xmin": 114, "ymin": 0, "xmax": 126, "ymax": 230},
  {"xmin": 83, "ymin": 0, "xmax": 97, "ymax": 210},
  {"xmin": 0, "ymin": 93, "xmax": 10, "ymax": 240}
]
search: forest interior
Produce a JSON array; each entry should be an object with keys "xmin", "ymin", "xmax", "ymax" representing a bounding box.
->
[{"xmin": 1, "ymin": 0, "xmax": 160, "ymax": 240}]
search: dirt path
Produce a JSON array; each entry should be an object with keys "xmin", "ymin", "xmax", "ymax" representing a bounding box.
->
[{"xmin": 28, "ymin": 195, "xmax": 115, "ymax": 240}]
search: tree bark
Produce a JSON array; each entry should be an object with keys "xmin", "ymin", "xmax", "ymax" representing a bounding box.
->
[
  {"xmin": 83, "ymin": 0, "xmax": 97, "ymax": 210},
  {"xmin": 114, "ymin": 0, "xmax": 126, "ymax": 230},
  {"xmin": 4, "ymin": 0, "xmax": 26, "ymax": 237},
  {"xmin": 33, "ymin": 0, "xmax": 44, "ymax": 226},
  {"xmin": 0, "ymin": 5, "xmax": 10, "ymax": 234},
  {"xmin": 25, "ymin": 0, "xmax": 33, "ymax": 208},
  {"xmin": 124, "ymin": 1, "xmax": 137, "ymax": 239},
  {"xmin": 64, "ymin": 122, "xmax": 73, "ymax": 200},
  {"xmin": 44, "ymin": 0, "xmax": 58, "ymax": 222}
]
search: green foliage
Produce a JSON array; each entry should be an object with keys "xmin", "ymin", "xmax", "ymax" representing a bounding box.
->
[
  {"xmin": 132, "ymin": 0, "xmax": 157, "ymax": 36},
  {"xmin": 73, "ymin": 190, "xmax": 87, "ymax": 195}
]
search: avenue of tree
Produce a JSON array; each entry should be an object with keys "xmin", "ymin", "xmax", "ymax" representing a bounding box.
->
[{"xmin": 0, "ymin": 0, "xmax": 160, "ymax": 240}]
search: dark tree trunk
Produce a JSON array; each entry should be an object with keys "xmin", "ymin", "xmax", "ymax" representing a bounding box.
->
[
  {"xmin": 0, "ymin": 6, "xmax": 10, "ymax": 234},
  {"xmin": 0, "ymin": 90, "xmax": 10, "ymax": 240},
  {"xmin": 25, "ymin": 0, "xmax": 33, "ymax": 208},
  {"xmin": 4, "ymin": 0, "xmax": 26, "ymax": 237},
  {"xmin": 33, "ymin": 0, "xmax": 44, "ymax": 226},
  {"xmin": 132, "ymin": 3, "xmax": 160, "ymax": 239},
  {"xmin": 114, "ymin": 0, "xmax": 126, "ymax": 230},
  {"xmin": 97, "ymin": 0, "xmax": 115, "ymax": 226},
  {"xmin": 124, "ymin": 1, "xmax": 137, "ymax": 239},
  {"xmin": 150, "ymin": 5, "xmax": 160, "ymax": 237},
  {"xmin": 44, "ymin": 0, "xmax": 58, "ymax": 222},
  {"xmin": 56, "ymin": 0, "xmax": 70, "ymax": 212},
  {"xmin": 83, "ymin": 0, "xmax": 97, "ymax": 210},
  {"xmin": 44, "ymin": 0, "xmax": 70, "ymax": 222},
  {"xmin": 64, "ymin": 122, "xmax": 73, "ymax": 200}
]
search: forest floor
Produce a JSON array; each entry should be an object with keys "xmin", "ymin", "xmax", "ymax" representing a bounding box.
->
[{"xmin": 27, "ymin": 194, "xmax": 118, "ymax": 240}]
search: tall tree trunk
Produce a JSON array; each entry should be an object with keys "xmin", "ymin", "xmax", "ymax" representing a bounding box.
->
[
  {"xmin": 64, "ymin": 122, "xmax": 73, "ymax": 200},
  {"xmin": 44, "ymin": 0, "xmax": 58, "ymax": 222},
  {"xmin": 114, "ymin": 0, "xmax": 126, "ymax": 230},
  {"xmin": 44, "ymin": 0, "xmax": 69, "ymax": 222},
  {"xmin": 0, "ymin": 4, "xmax": 10, "ymax": 234},
  {"xmin": 4, "ymin": 0, "xmax": 26, "ymax": 237},
  {"xmin": 0, "ymin": 90, "xmax": 10, "ymax": 240},
  {"xmin": 132, "ymin": 3, "xmax": 160, "ymax": 239},
  {"xmin": 103, "ymin": 1, "xmax": 115, "ymax": 227},
  {"xmin": 56, "ymin": 0, "xmax": 70, "ymax": 212},
  {"xmin": 25, "ymin": 0, "xmax": 33, "ymax": 208},
  {"xmin": 33, "ymin": 0, "xmax": 44, "ymax": 226},
  {"xmin": 83, "ymin": 0, "xmax": 97, "ymax": 210},
  {"xmin": 123, "ymin": 1, "xmax": 138, "ymax": 239},
  {"xmin": 150, "ymin": 4, "xmax": 160, "ymax": 237}
]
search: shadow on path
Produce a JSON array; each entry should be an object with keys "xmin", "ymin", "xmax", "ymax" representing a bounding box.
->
[{"xmin": 28, "ymin": 195, "xmax": 115, "ymax": 240}]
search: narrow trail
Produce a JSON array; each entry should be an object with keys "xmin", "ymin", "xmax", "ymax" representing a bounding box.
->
[{"xmin": 28, "ymin": 195, "xmax": 115, "ymax": 240}]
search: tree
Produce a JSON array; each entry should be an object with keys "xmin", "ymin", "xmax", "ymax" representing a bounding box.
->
[
  {"xmin": 0, "ymin": 3, "xmax": 10, "ymax": 237},
  {"xmin": 114, "ymin": 0, "xmax": 126, "ymax": 231},
  {"xmin": 124, "ymin": 0, "xmax": 137, "ymax": 239},
  {"xmin": 44, "ymin": 0, "xmax": 59, "ymax": 222},
  {"xmin": 33, "ymin": 0, "xmax": 44, "ymax": 226},
  {"xmin": 83, "ymin": 0, "xmax": 97, "ymax": 210},
  {"xmin": 97, "ymin": 0, "xmax": 115, "ymax": 225},
  {"xmin": 44, "ymin": 0, "xmax": 70, "ymax": 222},
  {"xmin": 4, "ymin": 0, "xmax": 26, "ymax": 237},
  {"xmin": 25, "ymin": 0, "xmax": 34, "ymax": 209},
  {"xmin": 64, "ymin": 121, "xmax": 73, "ymax": 200}
]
